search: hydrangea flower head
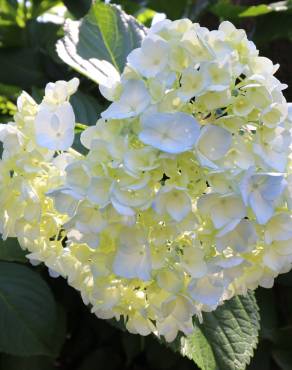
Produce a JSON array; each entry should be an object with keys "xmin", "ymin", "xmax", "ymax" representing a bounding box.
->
[{"xmin": 1, "ymin": 20, "xmax": 292, "ymax": 343}]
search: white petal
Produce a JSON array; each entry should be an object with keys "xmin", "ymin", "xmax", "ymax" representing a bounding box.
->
[
  {"xmin": 197, "ymin": 125, "xmax": 232, "ymax": 161},
  {"xmin": 87, "ymin": 177, "xmax": 112, "ymax": 207},
  {"xmin": 166, "ymin": 190, "xmax": 192, "ymax": 222},
  {"xmin": 111, "ymin": 197, "xmax": 135, "ymax": 216},
  {"xmin": 139, "ymin": 112, "xmax": 200, "ymax": 153},
  {"xmin": 249, "ymin": 191, "xmax": 274, "ymax": 224},
  {"xmin": 35, "ymin": 102, "xmax": 75, "ymax": 150},
  {"xmin": 101, "ymin": 80, "xmax": 150, "ymax": 119},
  {"xmin": 113, "ymin": 231, "xmax": 151, "ymax": 280},
  {"xmin": 188, "ymin": 277, "xmax": 223, "ymax": 306}
]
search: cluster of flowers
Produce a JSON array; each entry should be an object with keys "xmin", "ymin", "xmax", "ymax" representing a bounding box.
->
[
  {"xmin": 1, "ymin": 19, "xmax": 292, "ymax": 342},
  {"xmin": 0, "ymin": 79, "xmax": 80, "ymax": 275}
]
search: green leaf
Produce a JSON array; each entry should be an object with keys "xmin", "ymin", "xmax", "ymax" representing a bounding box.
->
[
  {"xmin": 0, "ymin": 25, "xmax": 25, "ymax": 47},
  {"xmin": 70, "ymin": 90, "xmax": 104, "ymax": 154},
  {"xmin": 180, "ymin": 292, "xmax": 260, "ymax": 370},
  {"xmin": 70, "ymin": 91, "xmax": 103, "ymax": 126},
  {"xmin": 239, "ymin": 4, "xmax": 271, "ymax": 17},
  {"xmin": 210, "ymin": 0, "xmax": 245, "ymax": 21},
  {"xmin": 26, "ymin": 20, "xmax": 62, "ymax": 63},
  {"xmin": 0, "ymin": 238, "xmax": 27, "ymax": 263},
  {"xmin": 239, "ymin": 1, "xmax": 292, "ymax": 17},
  {"xmin": 0, "ymin": 48, "xmax": 46, "ymax": 88},
  {"xmin": 181, "ymin": 325, "xmax": 216, "ymax": 370},
  {"xmin": 0, "ymin": 262, "xmax": 58, "ymax": 356},
  {"xmin": 0, "ymin": 82, "xmax": 21, "ymax": 98},
  {"xmin": 201, "ymin": 292, "xmax": 260, "ymax": 370},
  {"xmin": 56, "ymin": 2, "xmax": 146, "ymax": 84},
  {"xmin": 0, "ymin": 0, "xmax": 19, "ymax": 26}
]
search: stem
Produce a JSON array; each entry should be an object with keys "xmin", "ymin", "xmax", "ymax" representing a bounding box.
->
[{"xmin": 75, "ymin": 123, "xmax": 88, "ymax": 131}]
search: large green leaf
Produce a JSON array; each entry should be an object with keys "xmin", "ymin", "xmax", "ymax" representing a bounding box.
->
[
  {"xmin": 0, "ymin": 262, "xmax": 59, "ymax": 356},
  {"xmin": 180, "ymin": 292, "xmax": 260, "ymax": 370},
  {"xmin": 0, "ymin": 238, "xmax": 27, "ymax": 263},
  {"xmin": 56, "ymin": 2, "xmax": 147, "ymax": 84},
  {"xmin": 70, "ymin": 90, "xmax": 104, "ymax": 154},
  {"xmin": 0, "ymin": 48, "xmax": 46, "ymax": 88},
  {"xmin": 181, "ymin": 325, "xmax": 216, "ymax": 370},
  {"xmin": 70, "ymin": 90, "xmax": 103, "ymax": 126}
]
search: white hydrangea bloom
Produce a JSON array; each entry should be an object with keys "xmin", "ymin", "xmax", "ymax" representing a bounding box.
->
[
  {"xmin": 127, "ymin": 35, "xmax": 169, "ymax": 78},
  {"xmin": 2, "ymin": 19, "xmax": 292, "ymax": 344},
  {"xmin": 35, "ymin": 102, "xmax": 75, "ymax": 150},
  {"xmin": 101, "ymin": 79, "xmax": 151, "ymax": 119}
]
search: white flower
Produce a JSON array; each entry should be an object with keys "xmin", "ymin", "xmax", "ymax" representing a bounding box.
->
[
  {"xmin": 262, "ymin": 245, "xmax": 292, "ymax": 273},
  {"xmin": 253, "ymin": 126, "xmax": 290, "ymax": 172},
  {"xmin": 35, "ymin": 102, "xmax": 75, "ymax": 150},
  {"xmin": 101, "ymin": 79, "xmax": 150, "ymax": 119},
  {"xmin": 178, "ymin": 67, "xmax": 208, "ymax": 101},
  {"xmin": 203, "ymin": 61, "xmax": 232, "ymax": 91},
  {"xmin": 198, "ymin": 193, "xmax": 246, "ymax": 231},
  {"xmin": 0, "ymin": 124, "xmax": 24, "ymax": 156},
  {"xmin": 124, "ymin": 147, "xmax": 159, "ymax": 176},
  {"xmin": 216, "ymin": 219, "xmax": 257, "ymax": 253},
  {"xmin": 127, "ymin": 312, "xmax": 154, "ymax": 336},
  {"xmin": 80, "ymin": 125, "xmax": 101, "ymax": 150},
  {"xmin": 65, "ymin": 202, "xmax": 107, "ymax": 248},
  {"xmin": 98, "ymin": 64, "xmax": 121, "ymax": 101},
  {"xmin": 232, "ymin": 95, "xmax": 254, "ymax": 117},
  {"xmin": 153, "ymin": 187, "xmax": 192, "ymax": 222},
  {"xmin": 111, "ymin": 183, "xmax": 152, "ymax": 216},
  {"xmin": 127, "ymin": 35, "xmax": 169, "ymax": 78},
  {"xmin": 86, "ymin": 177, "xmax": 112, "ymax": 208},
  {"xmin": 157, "ymin": 269, "xmax": 184, "ymax": 293},
  {"xmin": 261, "ymin": 103, "xmax": 287, "ymax": 128},
  {"xmin": 287, "ymin": 102, "xmax": 292, "ymax": 122},
  {"xmin": 240, "ymin": 169, "xmax": 287, "ymax": 224},
  {"xmin": 188, "ymin": 276, "xmax": 224, "ymax": 307},
  {"xmin": 65, "ymin": 161, "xmax": 91, "ymax": 192},
  {"xmin": 264, "ymin": 213, "xmax": 292, "ymax": 244},
  {"xmin": 139, "ymin": 112, "xmax": 200, "ymax": 153},
  {"xmin": 43, "ymin": 78, "xmax": 79, "ymax": 106},
  {"xmin": 196, "ymin": 125, "xmax": 232, "ymax": 168},
  {"xmin": 113, "ymin": 228, "xmax": 152, "ymax": 280},
  {"xmin": 48, "ymin": 187, "xmax": 81, "ymax": 217},
  {"xmin": 180, "ymin": 246, "xmax": 208, "ymax": 278}
]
